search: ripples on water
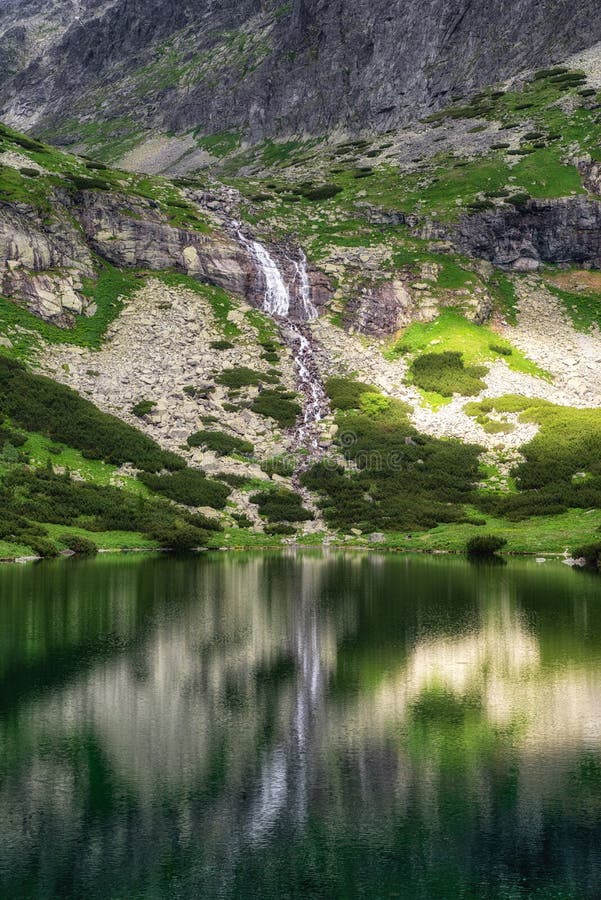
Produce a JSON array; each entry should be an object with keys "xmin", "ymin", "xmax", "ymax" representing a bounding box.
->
[{"xmin": 1, "ymin": 552, "xmax": 601, "ymax": 898}]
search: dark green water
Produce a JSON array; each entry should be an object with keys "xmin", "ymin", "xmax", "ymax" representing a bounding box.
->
[{"xmin": 1, "ymin": 552, "xmax": 601, "ymax": 899}]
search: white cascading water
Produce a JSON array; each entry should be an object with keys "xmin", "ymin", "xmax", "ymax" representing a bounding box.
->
[
  {"xmin": 237, "ymin": 230, "xmax": 290, "ymax": 317},
  {"xmin": 292, "ymin": 251, "xmax": 318, "ymax": 321},
  {"xmin": 236, "ymin": 228, "xmax": 328, "ymax": 453}
]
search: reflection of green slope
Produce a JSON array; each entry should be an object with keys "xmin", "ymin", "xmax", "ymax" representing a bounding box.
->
[
  {"xmin": 407, "ymin": 685, "xmax": 523, "ymax": 773},
  {"xmin": 0, "ymin": 557, "xmax": 173, "ymax": 714}
]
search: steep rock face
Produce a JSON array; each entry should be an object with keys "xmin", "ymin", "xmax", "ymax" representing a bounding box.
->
[
  {"xmin": 1, "ymin": 0, "xmax": 600, "ymax": 147},
  {"xmin": 73, "ymin": 191, "xmax": 249, "ymax": 295},
  {"xmin": 0, "ymin": 201, "xmax": 96, "ymax": 323},
  {"xmin": 0, "ymin": 188, "xmax": 332, "ymax": 323},
  {"xmin": 344, "ymin": 281, "xmax": 417, "ymax": 337},
  {"xmin": 0, "ymin": 188, "xmax": 250, "ymax": 321},
  {"xmin": 448, "ymin": 198, "xmax": 601, "ymax": 270}
]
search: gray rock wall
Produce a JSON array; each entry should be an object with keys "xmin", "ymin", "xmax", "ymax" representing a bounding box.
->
[
  {"xmin": 449, "ymin": 197, "xmax": 601, "ymax": 270},
  {"xmin": 2, "ymin": 0, "xmax": 600, "ymax": 144}
]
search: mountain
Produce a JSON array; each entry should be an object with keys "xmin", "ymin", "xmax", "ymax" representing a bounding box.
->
[
  {"xmin": 0, "ymin": 4, "xmax": 601, "ymax": 560},
  {"xmin": 1, "ymin": 0, "xmax": 600, "ymax": 160}
]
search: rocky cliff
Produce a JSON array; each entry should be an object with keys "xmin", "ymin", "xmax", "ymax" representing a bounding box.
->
[
  {"xmin": 441, "ymin": 198, "xmax": 601, "ymax": 272},
  {"xmin": 1, "ymin": 0, "xmax": 601, "ymax": 152}
]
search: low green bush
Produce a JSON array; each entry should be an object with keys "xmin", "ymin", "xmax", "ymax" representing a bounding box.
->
[
  {"xmin": 261, "ymin": 455, "xmax": 296, "ymax": 478},
  {"xmin": 467, "ymin": 200, "xmax": 495, "ymax": 211},
  {"xmin": 187, "ymin": 430, "xmax": 254, "ymax": 457},
  {"xmin": 151, "ymin": 524, "xmax": 209, "ymax": 552},
  {"xmin": 137, "ymin": 469, "xmax": 230, "ymax": 509},
  {"xmin": 489, "ymin": 342, "xmax": 512, "ymax": 356},
  {"xmin": 67, "ymin": 174, "xmax": 112, "ymax": 191},
  {"xmin": 251, "ymin": 389, "xmax": 301, "ymax": 428},
  {"xmin": 26, "ymin": 536, "xmax": 60, "ymax": 558},
  {"xmin": 325, "ymin": 377, "xmax": 375, "ymax": 410},
  {"xmin": 9, "ymin": 133, "xmax": 45, "ymax": 151},
  {"xmin": 250, "ymin": 489, "xmax": 313, "ymax": 523},
  {"xmin": 132, "ymin": 400, "xmax": 156, "ymax": 417},
  {"xmin": 466, "ymin": 535, "xmax": 507, "ymax": 557},
  {"xmin": 265, "ymin": 523, "xmax": 297, "ymax": 536},
  {"xmin": 549, "ymin": 72, "xmax": 587, "ymax": 88},
  {"xmin": 217, "ymin": 367, "xmax": 278, "ymax": 389},
  {"xmin": 299, "ymin": 184, "xmax": 342, "ymax": 201},
  {"xmin": 232, "ymin": 513, "xmax": 253, "ymax": 528},
  {"xmin": 472, "ymin": 398, "xmax": 601, "ymax": 520},
  {"xmin": 210, "ymin": 340, "xmax": 234, "ymax": 350},
  {"xmin": 572, "ymin": 542, "xmax": 601, "ymax": 569},
  {"xmin": 507, "ymin": 192, "xmax": 531, "ymax": 208},
  {"xmin": 533, "ymin": 66, "xmax": 569, "ymax": 81},
  {"xmin": 410, "ymin": 351, "xmax": 487, "ymax": 397},
  {"xmin": 59, "ymin": 534, "xmax": 98, "ymax": 556},
  {"xmin": 301, "ymin": 395, "xmax": 481, "ymax": 533},
  {"xmin": 0, "ymin": 467, "xmax": 218, "ymax": 549}
]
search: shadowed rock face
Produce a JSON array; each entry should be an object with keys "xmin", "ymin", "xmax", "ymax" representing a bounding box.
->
[
  {"xmin": 1, "ymin": 0, "xmax": 600, "ymax": 145},
  {"xmin": 449, "ymin": 198, "xmax": 601, "ymax": 271}
]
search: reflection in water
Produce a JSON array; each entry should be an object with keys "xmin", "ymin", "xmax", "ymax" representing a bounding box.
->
[{"xmin": 1, "ymin": 553, "xmax": 601, "ymax": 898}]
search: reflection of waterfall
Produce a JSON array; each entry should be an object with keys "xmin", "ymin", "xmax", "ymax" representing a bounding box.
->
[
  {"xmin": 236, "ymin": 226, "xmax": 329, "ymax": 453},
  {"xmin": 249, "ymin": 562, "xmax": 327, "ymax": 841}
]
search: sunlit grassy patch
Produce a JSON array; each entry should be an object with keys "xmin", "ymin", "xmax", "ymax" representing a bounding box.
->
[{"xmin": 389, "ymin": 309, "xmax": 549, "ymax": 379}]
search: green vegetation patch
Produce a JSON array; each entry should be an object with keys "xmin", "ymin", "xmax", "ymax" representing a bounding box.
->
[
  {"xmin": 132, "ymin": 400, "xmax": 156, "ymax": 418},
  {"xmin": 325, "ymin": 377, "xmax": 376, "ymax": 410},
  {"xmin": 391, "ymin": 310, "xmax": 549, "ymax": 380},
  {"xmin": 0, "ymin": 356, "xmax": 182, "ymax": 472},
  {"xmin": 301, "ymin": 388, "xmax": 481, "ymax": 533},
  {"xmin": 196, "ymin": 131, "xmax": 242, "ymax": 158},
  {"xmin": 409, "ymin": 351, "xmax": 487, "ymax": 398},
  {"xmin": 187, "ymin": 430, "xmax": 254, "ymax": 457},
  {"xmin": 545, "ymin": 282, "xmax": 601, "ymax": 333},
  {"xmin": 0, "ymin": 466, "xmax": 220, "ymax": 556},
  {"xmin": 137, "ymin": 469, "xmax": 230, "ymax": 509},
  {"xmin": 0, "ymin": 264, "xmax": 140, "ymax": 359},
  {"xmin": 469, "ymin": 397, "xmax": 601, "ymax": 519},
  {"xmin": 250, "ymin": 388, "xmax": 301, "ymax": 428},
  {"xmin": 250, "ymin": 488, "xmax": 313, "ymax": 523},
  {"xmin": 466, "ymin": 534, "xmax": 507, "ymax": 557},
  {"xmin": 217, "ymin": 367, "xmax": 279, "ymax": 389}
]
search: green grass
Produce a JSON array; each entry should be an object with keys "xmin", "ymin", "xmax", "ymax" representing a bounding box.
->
[
  {"xmin": 389, "ymin": 310, "xmax": 550, "ymax": 380},
  {"xmin": 43, "ymin": 524, "xmax": 158, "ymax": 551},
  {"xmin": 245, "ymin": 308, "xmax": 280, "ymax": 344},
  {"xmin": 0, "ymin": 539, "xmax": 40, "ymax": 559},
  {"xmin": 490, "ymin": 272, "xmax": 519, "ymax": 324},
  {"xmin": 196, "ymin": 131, "xmax": 242, "ymax": 158},
  {"xmin": 467, "ymin": 396, "xmax": 601, "ymax": 519},
  {"xmin": 374, "ymin": 508, "xmax": 601, "ymax": 555},
  {"xmin": 22, "ymin": 432, "xmax": 148, "ymax": 493},
  {"xmin": 39, "ymin": 117, "xmax": 145, "ymax": 163}
]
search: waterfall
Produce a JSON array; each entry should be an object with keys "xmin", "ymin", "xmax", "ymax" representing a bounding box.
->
[
  {"xmin": 236, "ymin": 227, "xmax": 330, "ymax": 453},
  {"xmin": 236, "ymin": 230, "xmax": 290, "ymax": 317},
  {"xmin": 292, "ymin": 251, "xmax": 318, "ymax": 321}
]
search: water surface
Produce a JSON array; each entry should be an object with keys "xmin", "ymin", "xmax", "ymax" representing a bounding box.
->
[{"xmin": 1, "ymin": 552, "xmax": 601, "ymax": 899}]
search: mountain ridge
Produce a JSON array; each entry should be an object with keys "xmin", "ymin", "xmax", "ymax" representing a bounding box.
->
[{"xmin": 2, "ymin": 0, "xmax": 601, "ymax": 158}]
